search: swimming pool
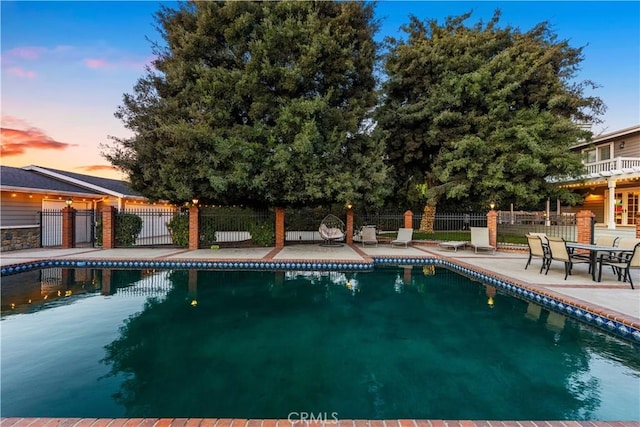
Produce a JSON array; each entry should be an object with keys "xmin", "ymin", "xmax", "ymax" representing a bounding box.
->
[{"xmin": 1, "ymin": 266, "xmax": 639, "ymax": 420}]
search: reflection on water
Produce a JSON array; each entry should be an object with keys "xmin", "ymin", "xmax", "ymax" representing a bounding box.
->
[{"xmin": 1, "ymin": 267, "xmax": 639, "ymax": 420}]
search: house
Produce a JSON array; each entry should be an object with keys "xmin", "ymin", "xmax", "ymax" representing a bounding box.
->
[
  {"xmin": 1, "ymin": 165, "xmax": 174, "ymax": 251},
  {"xmin": 558, "ymin": 125, "xmax": 640, "ymax": 231}
]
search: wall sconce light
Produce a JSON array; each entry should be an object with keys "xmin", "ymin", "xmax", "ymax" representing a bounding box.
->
[
  {"xmin": 489, "ymin": 202, "xmax": 496, "ymax": 210},
  {"xmin": 65, "ymin": 198, "xmax": 73, "ymax": 206},
  {"xmin": 620, "ymin": 141, "xmax": 625, "ymax": 149}
]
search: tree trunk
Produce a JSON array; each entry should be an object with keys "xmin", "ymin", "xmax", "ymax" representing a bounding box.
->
[{"xmin": 419, "ymin": 204, "xmax": 436, "ymax": 233}]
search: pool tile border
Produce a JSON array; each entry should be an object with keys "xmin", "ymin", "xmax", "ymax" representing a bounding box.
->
[
  {"xmin": 1, "ymin": 255, "xmax": 639, "ymax": 344},
  {"xmin": 1, "ymin": 418, "xmax": 638, "ymax": 427}
]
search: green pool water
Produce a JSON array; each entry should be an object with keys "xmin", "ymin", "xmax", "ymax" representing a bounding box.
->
[{"xmin": 1, "ymin": 266, "xmax": 639, "ymax": 420}]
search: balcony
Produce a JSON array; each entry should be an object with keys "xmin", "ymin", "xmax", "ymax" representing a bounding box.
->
[{"xmin": 583, "ymin": 157, "xmax": 640, "ymax": 177}]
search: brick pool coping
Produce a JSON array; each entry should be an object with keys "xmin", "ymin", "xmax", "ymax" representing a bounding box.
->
[{"xmin": 2, "ymin": 418, "xmax": 639, "ymax": 427}]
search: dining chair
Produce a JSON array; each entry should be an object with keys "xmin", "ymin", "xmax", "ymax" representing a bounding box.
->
[
  {"xmin": 597, "ymin": 242, "xmax": 640, "ymax": 289},
  {"xmin": 546, "ymin": 236, "xmax": 591, "ymax": 280},
  {"xmin": 525, "ymin": 234, "xmax": 549, "ymax": 273},
  {"xmin": 594, "ymin": 235, "xmax": 619, "ymax": 247}
]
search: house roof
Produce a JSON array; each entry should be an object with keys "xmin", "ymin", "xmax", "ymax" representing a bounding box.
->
[
  {"xmin": 1, "ymin": 166, "xmax": 102, "ymax": 196},
  {"xmin": 572, "ymin": 124, "xmax": 640, "ymax": 150},
  {"xmin": 23, "ymin": 165, "xmax": 142, "ymax": 198},
  {"xmin": 1, "ymin": 165, "xmax": 144, "ymax": 199}
]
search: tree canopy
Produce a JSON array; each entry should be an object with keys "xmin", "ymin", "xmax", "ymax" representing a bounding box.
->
[
  {"xmin": 375, "ymin": 11, "xmax": 605, "ymax": 210},
  {"xmin": 104, "ymin": 0, "xmax": 388, "ymax": 207}
]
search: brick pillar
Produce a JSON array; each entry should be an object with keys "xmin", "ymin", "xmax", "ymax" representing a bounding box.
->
[
  {"xmin": 101, "ymin": 206, "xmax": 116, "ymax": 249},
  {"xmin": 577, "ymin": 210, "xmax": 595, "ymax": 244},
  {"xmin": 189, "ymin": 206, "xmax": 199, "ymax": 250},
  {"xmin": 346, "ymin": 207, "xmax": 354, "ymax": 244},
  {"xmin": 61, "ymin": 206, "xmax": 76, "ymax": 249},
  {"xmin": 404, "ymin": 210, "xmax": 413, "ymax": 229},
  {"xmin": 275, "ymin": 207, "xmax": 285, "ymax": 248},
  {"xmin": 636, "ymin": 212, "xmax": 640, "ymax": 238},
  {"xmin": 487, "ymin": 209, "xmax": 498, "ymax": 249}
]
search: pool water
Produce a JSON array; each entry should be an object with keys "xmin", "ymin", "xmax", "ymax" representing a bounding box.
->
[{"xmin": 1, "ymin": 266, "xmax": 639, "ymax": 420}]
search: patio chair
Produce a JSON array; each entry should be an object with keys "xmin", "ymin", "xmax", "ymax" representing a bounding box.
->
[
  {"xmin": 594, "ymin": 235, "xmax": 619, "ymax": 247},
  {"xmin": 318, "ymin": 214, "xmax": 345, "ymax": 246},
  {"xmin": 525, "ymin": 233, "xmax": 549, "ymax": 273},
  {"xmin": 545, "ymin": 236, "xmax": 590, "ymax": 280},
  {"xmin": 597, "ymin": 242, "xmax": 640, "ymax": 289},
  {"xmin": 469, "ymin": 227, "xmax": 495, "ymax": 254},
  {"xmin": 391, "ymin": 228, "xmax": 413, "ymax": 247},
  {"xmin": 361, "ymin": 226, "xmax": 378, "ymax": 247}
]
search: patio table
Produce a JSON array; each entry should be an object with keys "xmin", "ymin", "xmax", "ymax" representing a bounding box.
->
[{"xmin": 566, "ymin": 242, "xmax": 633, "ymax": 282}]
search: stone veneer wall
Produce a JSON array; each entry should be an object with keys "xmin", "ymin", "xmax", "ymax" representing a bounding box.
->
[{"xmin": 1, "ymin": 227, "xmax": 40, "ymax": 252}]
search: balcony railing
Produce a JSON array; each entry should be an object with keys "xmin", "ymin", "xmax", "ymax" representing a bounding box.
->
[{"xmin": 584, "ymin": 157, "xmax": 640, "ymax": 175}]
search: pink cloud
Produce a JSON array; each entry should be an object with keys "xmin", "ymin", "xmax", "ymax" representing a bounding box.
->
[
  {"xmin": 1, "ymin": 126, "xmax": 77, "ymax": 157},
  {"xmin": 84, "ymin": 58, "xmax": 111, "ymax": 69},
  {"xmin": 78, "ymin": 165, "xmax": 119, "ymax": 172},
  {"xmin": 6, "ymin": 67, "xmax": 37, "ymax": 79},
  {"xmin": 5, "ymin": 46, "xmax": 46, "ymax": 61}
]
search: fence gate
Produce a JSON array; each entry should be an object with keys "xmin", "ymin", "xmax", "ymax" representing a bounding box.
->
[
  {"xmin": 75, "ymin": 209, "xmax": 95, "ymax": 247},
  {"xmin": 39, "ymin": 209, "xmax": 96, "ymax": 248},
  {"xmin": 40, "ymin": 209, "xmax": 62, "ymax": 247}
]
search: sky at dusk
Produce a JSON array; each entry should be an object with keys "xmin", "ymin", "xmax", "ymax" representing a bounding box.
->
[{"xmin": 1, "ymin": 1, "xmax": 639, "ymax": 180}]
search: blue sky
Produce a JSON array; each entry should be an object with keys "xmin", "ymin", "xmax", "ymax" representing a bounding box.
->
[{"xmin": 2, "ymin": 1, "xmax": 638, "ymax": 179}]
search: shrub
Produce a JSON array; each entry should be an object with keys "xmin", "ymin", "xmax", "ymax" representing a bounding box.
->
[
  {"xmin": 95, "ymin": 213, "xmax": 143, "ymax": 247},
  {"xmin": 166, "ymin": 213, "xmax": 189, "ymax": 247},
  {"xmin": 115, "ymin": 213, "xmax": 143, "ymax": 247},
  {"xmin": 250, "ymin": 221, "xmax": 275, "ymax": 247},
  {"xmin": 96, "ymin": 217, "xmax": 103, "ymax": 246},
  {"xmin": 199, "ymin": 221, "xmax": 216, "ymax": 247}
]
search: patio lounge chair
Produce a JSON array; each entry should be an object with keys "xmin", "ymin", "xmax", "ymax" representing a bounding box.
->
[
  {"xmin": 438, "ymin": 241, "xmax": 468, "ymax": 252},
  {"xmin": 360, "ymin": 226, "xmax": 378, "ymax": 247},
  {"xmin": 545, "ymin": 236, "xmax": 590, "ymax": 280},
  {"xmin": 469, "ymin": 227, "xmax": 495, "ymax": 254},
  {"xmin": 318, "ymin": 214, "xmax": 345, "ymax": 246},
  {"xmin": 391, "ymin": 228, "xmax": 413, "ymax": 247}
]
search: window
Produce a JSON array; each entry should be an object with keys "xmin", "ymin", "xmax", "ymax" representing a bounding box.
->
[
  {"xmin": 584, "ymin": 144, "xmax": 611, "ymax": 163},
  {"xmin": 598, "ymin": 145, "xmax": 611, "ymax": 161}
]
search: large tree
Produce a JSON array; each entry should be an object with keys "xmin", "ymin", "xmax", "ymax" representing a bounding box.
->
[
  {"xmin": 104, "ymin": 1, "xmax": 388, "ymax": 207},
  {"xmin": 375, "ymin": 11, "xmax": 605, "ymax": 218}
]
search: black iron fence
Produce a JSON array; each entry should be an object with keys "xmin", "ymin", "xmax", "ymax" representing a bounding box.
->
[
  {"xmin": 355, "ymin": 212, "xmax": 406, "ymax": 233},
  {"xmin": 114, "ymin": 208, "xmax": 181, "ymax": 247},
  {"xmin": 40, "ymin": 210, "xmax": 61, "ymax": 247},
  {"xmin": 286, "ymin": 206, "xmax": 345, "ymax": 243},
  {"xmin": 496, "ymin": 211, "xmax": 577, "ymax": 244},
  {"xmin": 33, "ymin": 207, "xmax": 580, "ymax": 249},
  {"xmin": 40, "ymin": 209, "xmax": 95, "ymax": 248},
  {"xmin": 75, "ymin": 209, "xmax": 95, "ymax": 247},
  {"xmin": 199, "ymin": 207, "xmax": 274, "ymax": 248}
]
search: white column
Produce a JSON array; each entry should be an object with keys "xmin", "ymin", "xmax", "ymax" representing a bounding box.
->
[
  {"xmin": 607, "ymin": 179, "xmax": 617, "ymax": 229},
  {"xmin": 545, "ymin": 198, "xmax": 551, "ymax": 226}
]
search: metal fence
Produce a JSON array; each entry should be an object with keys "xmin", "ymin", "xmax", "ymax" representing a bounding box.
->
[
  {"xmin": 40, "ymin": 209, "xmax": 95, "ymax": 248},
  {"xmin": 285, "ymin": 207, "xmax": 345, "ymax": 243},
  {"xmin": 115, "ymin": 208, "xmax": 180, "ymax": 247},
  {"xmin": 496, "ymin": 212, "xmax": 577, "ymax": 243},
  {"xmin": 199, "ymin": 207, "xmax": 273, "ymax": 247},
  {"xmin": 355, "ymin": 212, "xmax": 406, "ymax": 233}
]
